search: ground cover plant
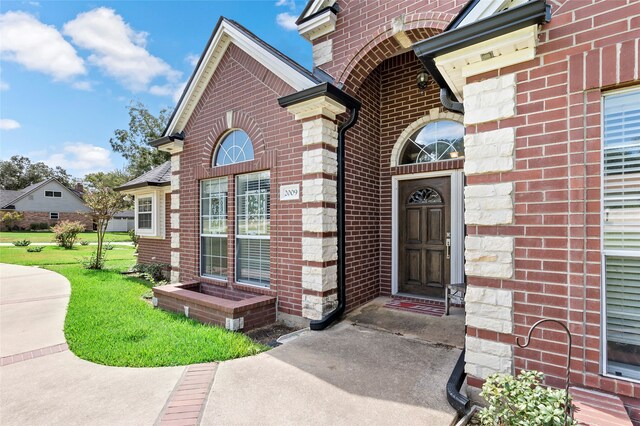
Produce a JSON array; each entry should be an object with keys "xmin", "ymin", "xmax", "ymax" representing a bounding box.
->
[
  {"xmin": 0, "ymin": 245, "xmax": 267, "ymax": 366},
  {"xmin": 0, "ymin": 231, "xmax": 131, "ymax": 243}
]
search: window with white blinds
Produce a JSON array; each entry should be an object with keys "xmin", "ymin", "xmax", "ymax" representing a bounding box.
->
[
  {"xmin": 201, "ymin": 178, "xmax": 228, "ymax": 280},
  {"xmin": 236, "ymin": 171, "xmax": 270, "ymax": 287},
  {"xmin": 603, "ymin": 88, "xmax": 640, "ymax": 381}
]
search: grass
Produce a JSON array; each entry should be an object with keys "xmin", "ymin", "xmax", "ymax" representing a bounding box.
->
[
  {"xmin": 0, "ymin": 245, "xmax": 268, "ymax": 367},
  {"xmin": 0, "ymin": 231, "xmax": 131, "ymax": 244}
]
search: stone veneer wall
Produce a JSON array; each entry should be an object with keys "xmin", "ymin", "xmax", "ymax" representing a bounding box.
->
[{"xmin": 463, "ymin": 73, "xmax": 517, "ymax": 380}]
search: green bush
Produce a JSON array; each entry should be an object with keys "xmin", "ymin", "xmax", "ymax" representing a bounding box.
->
[
  {"xmin": 2, "ymin": 211, "xmax": 23, "ymax": 231},
  {"xmin": 52, "ymin": 220, "xmax": 85, "ymax": 249},
  {"xmin": 13, "ymin": 239, "xmax": 31, "ymax": 247},
  {"xmin": 29, "ymin": 222, "xmax": 50, "ymax": 231},
  {"xmin": 104, "ymin": 242, "xmax": 114, "ymax": 250},
  {"xmin": 128, "ymin": 229, "xmax": 139, "ymax": 247},
  {"xmin": 27, "ymin": 246, "xmax": 44, "ymax": 252},
  {"xmin": 133, "ymin": 262, "xmax": 169, "ymax": 283},
  {"xmin": 478, "ymin": 370, "xmax": 575, "ymax": 426},
  {"xmin": 79, "ymin": 240, "xmax": 90, "ymax": 246}
]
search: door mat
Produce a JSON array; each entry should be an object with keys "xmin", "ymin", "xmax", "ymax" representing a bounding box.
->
[{"xmin": 384, "ymin": 299, "xmax": 445, "ymax": 317}]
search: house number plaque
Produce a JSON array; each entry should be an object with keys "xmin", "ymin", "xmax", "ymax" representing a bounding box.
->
[{"xmin": 280, "ymin": 184, "xmax": 300, "ymax": 201}]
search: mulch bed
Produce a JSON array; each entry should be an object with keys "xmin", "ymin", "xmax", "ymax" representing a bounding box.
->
[{"xmin": 245, "ymin": 323, "xmax": 301, "ymax": 347}]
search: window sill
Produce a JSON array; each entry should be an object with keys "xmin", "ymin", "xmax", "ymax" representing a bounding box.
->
[
  {"xmin": 232, "ymin": 281, "xmax": 276, "ymax": 297},
  {"xmin": 200, "ymin": 276, "xmax": 228, "ymax": 287}
]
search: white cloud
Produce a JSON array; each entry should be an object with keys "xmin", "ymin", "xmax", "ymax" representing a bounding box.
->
[
  {"xmin": 0, "ymin": 119, "xmax": 21, "ymax": 130},
  {"xmin": 0, "ymin": 11, "xmax": 86, "ymax": 81},
  {"xmin": 185, "ymin": 53, "xmax": 199, "ymax": 67},
  {"xmin": 71, "ymin": 81, "xmax": 92, "ymax": 91},
  {"xmin": 0, "ymin": 80, "xmax": 8, "ymax": 91},
  {"xmin": 63, "ymin": 7, "xmax": 181, "ymax": 92},
  {"xmin": 27, "ymin": 2, "xmax": 40, "ymax": 6},
  {"xmin": 276, "ymin": 12, "xmax": 298, "ymax": 31},
  {"xmin": 172, "ymin": 81, "xmax": 187, "ymax": 103},
  {"xmin": 275, "ymin": 0, "xmax": 296, "ymax": 10},
  {"xmin": 44, "ymin": 142, "xmax": 113, "ymax": 174}
]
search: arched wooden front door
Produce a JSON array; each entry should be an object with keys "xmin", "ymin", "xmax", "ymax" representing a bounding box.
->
[{"xmin": 398, "ymin": 177, "xmax": 451, "ymax": 298}]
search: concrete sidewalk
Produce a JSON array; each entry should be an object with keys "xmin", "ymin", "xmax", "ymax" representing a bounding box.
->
[
  {"xmin": 0, "ymin": 263, "xmax": 184, "ymax": 426},
  {"xmin": 203, "ymin": 320, "xmax": 460, "ymax": 425},
  {"xmin": 0, "ymin": 263, "xmax": 460, "ymax": 426}
]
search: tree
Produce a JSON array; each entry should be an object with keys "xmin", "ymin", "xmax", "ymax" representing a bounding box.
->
[
  {"xmin": 83, "ymin": 186, "xmax": 128, "ymax": 269},
  {"xmin": 110, "ymin": 101, "xmax": 170, "ymax": 177},
  {"xmin": 84, "ymin": 170, "xmax": 131, "ymax": 190},
  {"xmin": 52, "ymin": 221, "xmax": 85, "ymax": 249},
  {"xmin": 0, "ymin": 155, "xmax": 74, "ymax": 190},
  {"xmin": 1, "ymin": 211, "xmax": 23, "ymax": 231}
]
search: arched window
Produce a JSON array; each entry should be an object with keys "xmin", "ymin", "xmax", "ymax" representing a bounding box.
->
[
  {"xmin": 399, "ymin": 120, "xmax": 464, "ymax": 165},
  {"xmin": 214, "ymin": 130, "xmax": 254, "ymax": 166}
]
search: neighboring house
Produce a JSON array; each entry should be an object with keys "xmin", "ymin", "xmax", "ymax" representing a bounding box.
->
[
  {"xmin": 118, "ymin": 0, "xmax": 640, "ymax": 419},
  {"xmin": 105, "ymin": 210, "xmax": 135, "ymax": 232},
  {"xmin": 0, "ymin": 178, "xmax": 92, "ymax": 230}
]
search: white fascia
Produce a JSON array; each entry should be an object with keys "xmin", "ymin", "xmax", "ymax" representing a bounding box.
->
[
  {"xmin": 298, "ymin": 8, "xmax": 337, "ymax": 41},
  {"xmin": 165, "ymin": 19, "xmax": 318, "ymax": 136},
  {"xmin": 457, "ymin": 0, "xmax": 530, "ymax": 28}
]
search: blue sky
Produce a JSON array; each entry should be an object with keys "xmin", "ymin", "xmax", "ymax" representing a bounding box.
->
[{"xmin": 0, "ymin": 0, "xmax": 311, "ymax": 178}]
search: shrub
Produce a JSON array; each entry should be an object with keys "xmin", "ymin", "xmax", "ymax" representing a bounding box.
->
[
  {"xmin": 133, "ymin": 263, "xmax": 169, "ymax": 283},
  {"xmin": 104, "ymin": 242, "xmax": 114, "ymax": 250},
  {"xmin": 51, "ymin": 220, "xmax": 85, "ymax": 249},
  {"xmin": 27, "ymin": 246, "xmax": 44, "ymax": 252},
  {"xmin": 478, "ymin": 370, "xmax": 575, "ymax": 426},
  {"xmin": 12, "ymin": 239, "xmax": 31, "ymax": 247},
  {"xmin": 82, "ymin": 249, "xmax": 105, "ymax": 270},
  {"xmin": 128, "ymin": 228, "xmax": 139, "ymax": 247},
  {"xmin": 1, "ymin": 211, "xmax": 23, "ymax": 231},
  {"xmin": 29, "ymin": 222, "xmax": 50, "ymax": 231},
  {"xmin": 79, "ymin": 240, "xmax": 89, "ymax": 246}
]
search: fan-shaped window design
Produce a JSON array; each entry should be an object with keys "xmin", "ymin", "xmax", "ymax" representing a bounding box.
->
[
  {"xmin": 400, "ymin": 120, "xmax": 464, "ymax": 165},
  {"xmin": 408, "ymin": 187, "xmax": 443, "ymax": 204},
  {"xmin": 214, "ymin": 130, "xmax": 254, "ymax": 166}
]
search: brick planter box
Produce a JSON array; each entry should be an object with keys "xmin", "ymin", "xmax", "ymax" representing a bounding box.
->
[{"xmin": 152, "ymin": 281, "xmax": 276, "ymax": 331}]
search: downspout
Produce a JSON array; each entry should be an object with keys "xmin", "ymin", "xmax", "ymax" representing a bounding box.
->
[{"xmin": 310, "ymin": 104, "xmax": 361, "ymax": 331}]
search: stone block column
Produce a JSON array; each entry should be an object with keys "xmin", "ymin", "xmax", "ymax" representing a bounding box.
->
[
  {"xmin": 462, "ymin": 73, "xmax": 518, "ymax": 379},
  {"xmin": 169, "ymin": 154, "xmax": 181, "ymax": 283},
  {"xmin": 284, "ymin": 96, "xmax": 346, "ymax": 320}
]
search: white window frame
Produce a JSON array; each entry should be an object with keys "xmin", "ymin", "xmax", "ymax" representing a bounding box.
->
[
  {"xmin": 135, "ymin": 193, "xmax": 157, "ymax": 237},
  {"xmin": 200, "ymin": 177, "xmax": 228, "ymax": 281},
  {"xmin": 235, "ymin": 171, "xmax": 271, "ymax": 288},
  {"xmin": 49, "ymin": 212, "xmax": 59, "ymax": 219},
  {"xmin": 600, "ymin": 85, "xmax": 640, "ymax": 384},
  {"xmin": 44, "ymin": 190, "xmax": 62, "ymax": 198}
]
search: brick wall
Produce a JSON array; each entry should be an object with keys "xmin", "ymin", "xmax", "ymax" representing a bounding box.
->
[
  {"xmin": 175, "ymin": 43, "xmax": 305, "ymax": 318},
  {"xmin": 2, "ymin": 210, "xmax": 93, "ymax": 231},
  {"xmin": 462, "ymin": 0, "xmax": 640, "ymax": 402},
  {"xmin": 137, "ymin": 193, "xmax": 171, "ymax": 266}
]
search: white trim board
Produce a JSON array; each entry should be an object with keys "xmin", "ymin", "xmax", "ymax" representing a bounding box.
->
[
  {"xmin": 391, "ymin": 170, "xmax": 465, "ymax": 296},
  {"xmin": 165, "ymin": 19, "xmax": 318, "ymax": 136}
]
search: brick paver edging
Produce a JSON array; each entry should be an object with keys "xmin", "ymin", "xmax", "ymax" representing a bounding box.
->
[
  {"xmin": 0, "ymin": 343, "xmax": 69, "ymax": 366},
  {"xmin": 156, "ymin": 363, "xmax": 217, "ymax": 426}
]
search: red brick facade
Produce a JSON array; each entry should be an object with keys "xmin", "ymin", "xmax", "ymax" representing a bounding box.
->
[
  {"xmin": 135, "ymin": 0, "xmax": 640, "ymax": 413},
  {"xmin": 137, "ymin": 193, "xmax": 172, "ymax": 266}
]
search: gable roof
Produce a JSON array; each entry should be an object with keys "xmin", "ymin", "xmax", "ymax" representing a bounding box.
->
[
  {"xmin": 116, "ymin": 162, "xmax": 171, "ymax": 192},
  {"xmin": 0, "ymin": 178, "xmax": 85, "ymax": 209},
  {"xmin": 163, "ymin": 17, "xmax": 320, "ymax": 137}
]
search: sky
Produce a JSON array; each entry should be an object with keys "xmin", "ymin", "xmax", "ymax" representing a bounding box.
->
[{"xmin": 0, "ymin": 0, "xmax": 312, "ymax": 178}]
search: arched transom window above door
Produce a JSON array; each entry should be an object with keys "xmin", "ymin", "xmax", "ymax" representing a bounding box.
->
[
  {"xmin": 399, "ymin": 120, "xmax": 465, "ymax": 165},
  {"xmin": 213, "ymin": 130, "xmax": 255, "ymax": 166}
]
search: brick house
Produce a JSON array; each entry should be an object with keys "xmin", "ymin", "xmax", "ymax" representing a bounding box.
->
[
  {"xmin": 118, "ymin": 0, "xmax": 640, "ymax": 419},
  {"xmin": 0, "ymin": 178, "xmax": 93, "ymax": 230}
]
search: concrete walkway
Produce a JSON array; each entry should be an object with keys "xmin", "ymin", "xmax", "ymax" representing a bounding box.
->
[
  {"xmin": 0, "ymin": 264, "xmax": 184, "ymax": 426},
  {"xmin": 0, "ymin": 263, "xmax": 460, "ymax": 425}
]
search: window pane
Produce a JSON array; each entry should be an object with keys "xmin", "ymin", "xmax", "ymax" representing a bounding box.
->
[
  {"xmin": 603, "ymin": 89, "xmax": 640, "ymax": 381},
  {"xmin": 45, "ymin": 191, "xmax": 53, "ymax": 197},
  {"xmin": 201, "ymin": 178, "xmax": 228, "ymax": 279},
  {"xmin": 236, "ymin": 171, "xmax": 270, "ymax": 286},
  {"xmin": 401, "ymin": 120, "xmax": 464, "ymax": 164},
  {"xmin": 237, "ymin": 171, "xmax": 270, "ymax": 236},
  {"xmin": 214, "ymin": 130, "xmax": 255, "ymax": 166},
  {"xmin": 236, "ymin": 238, "xmax": 270, "ymax": 286},
  {"xmin": 138, "ymin": 197, "xmax": 152, "ymax": 213},
  {"xmin": 201, "ymin": 236, "xmax": 228, "ymax": 279},
  {"xmin": 54, "ymin": 191, "xmax": 62, "ymax": 197},
  {"xmin": 138, "ymin": 213, "xmax": 152, "ymax": 229}
]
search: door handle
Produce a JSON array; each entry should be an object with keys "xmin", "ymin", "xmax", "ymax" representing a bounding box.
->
[{"xmin": 446, "ymin": 232, "xmax": 451, "ymax": 259}]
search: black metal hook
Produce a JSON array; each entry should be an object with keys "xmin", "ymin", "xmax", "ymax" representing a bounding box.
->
[{"xmin": 516, "ymin": 318, "xmax": 573, "ymax": 425}]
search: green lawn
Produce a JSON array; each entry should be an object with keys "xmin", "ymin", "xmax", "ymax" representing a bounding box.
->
[
  {"xmin": 0, "ymin": 245, "xmax": 267, "ymax": 367},
  {"xmin": 0, "ymin": 231, "xmax": 131, "ymax": 244}
]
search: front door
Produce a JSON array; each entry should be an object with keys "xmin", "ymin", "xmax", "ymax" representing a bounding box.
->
[{"xmin": 398, "ymin": 177, "xmax": 451, "ymax": 298}]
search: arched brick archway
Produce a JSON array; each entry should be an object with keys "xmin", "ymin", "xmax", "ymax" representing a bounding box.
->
[
  {"xmin": 339, "ymin": 13, "xmax": 454, "ymax": 93},
  {"xmin": 201, "ymin": 110, "xmax": 266, "ymax": 167}
]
